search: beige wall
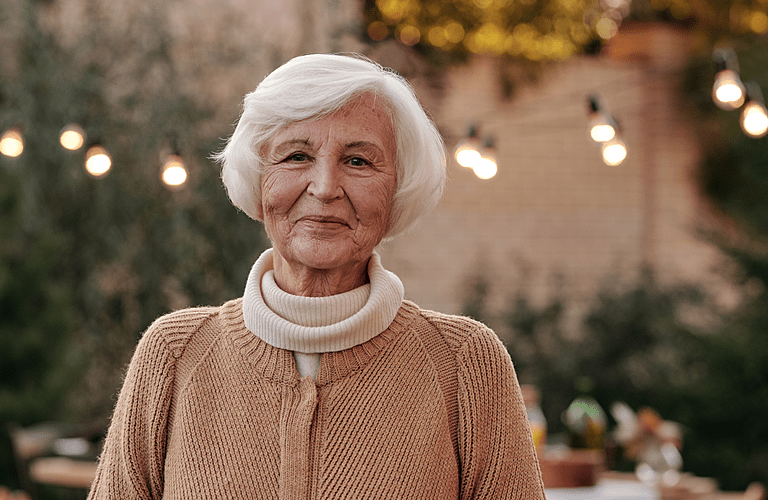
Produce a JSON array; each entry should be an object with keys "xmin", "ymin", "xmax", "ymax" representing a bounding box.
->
[{"xmin": 379, "ymin": 23, "xmax": 725, "ymax": 319}]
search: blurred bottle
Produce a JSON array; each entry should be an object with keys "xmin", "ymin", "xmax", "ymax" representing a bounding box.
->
[
  {"xmin": 521, "ymin": 384, "xmax": 547, "ymax": 454},
  {"xmin": 562, "ymin": 377, "xmax": 607, "ymax": 450}
]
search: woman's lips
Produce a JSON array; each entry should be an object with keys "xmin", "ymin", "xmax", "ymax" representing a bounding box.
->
[{"xmin": 297, "ymin": 215, "xmax": 350, "ymax": 228}]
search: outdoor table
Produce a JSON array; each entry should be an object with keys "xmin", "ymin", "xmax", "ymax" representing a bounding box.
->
[
  {"xmin": 28, "ymin": 457, "xmax": 97, "ymax": 490},
  {"xmin": 546, "ymin": 476, "xmax": 660, "ymax": 500}
]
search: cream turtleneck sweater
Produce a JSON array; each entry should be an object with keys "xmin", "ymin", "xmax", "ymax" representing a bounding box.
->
[{"xmin": 242, "ymin": 248, "xmax": 405, "ymax": 378}]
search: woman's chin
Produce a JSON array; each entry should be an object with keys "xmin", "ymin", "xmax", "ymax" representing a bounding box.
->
[{"xmin": 284, "ymin": 239, "xmax": 369, "ymax": 273}]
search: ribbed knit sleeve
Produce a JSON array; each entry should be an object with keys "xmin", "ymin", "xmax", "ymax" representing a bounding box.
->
[
  {"xmin": 453, "ymin": 321, "xmax": 546, "ymax": 500},
  {"xmin": 88, "ymin": 307, "xmax": 216, "ymax": 500}
]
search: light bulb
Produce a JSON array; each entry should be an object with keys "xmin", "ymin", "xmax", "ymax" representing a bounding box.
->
[
  {"xmin": 741, "ymin": 101, "xmax": 768, "ymax": 138},
  {"xmin": 162, "ymin": 155, "xmax": 188, "ymax": 187},
  {"xmin": 455, "ymin": 145, "xmax": 481, "ymax": 168},
  {"xmin": 712, "ymin": 69, "xmax": 746, "ymax": 110},
  {"xmin": 85, "ymin": 145, "xmax": 111, "ymax": 177},
  {"xmin": 590, "ymin": 123, "xmax": 616, "ymax": 142},
  {"xmin": 59, "ymin": 124, "xmax": 86, "ymax": 151},
  {"xmin": 588, "ymin": 113, "xmax": 617, "ymax": 142},
  {"xmin": 472, "ymin": 156, "xmax": 497, "ymax": 179},
  {"xmin": 602, "ymin": 138, "xmax": 627, "ymax": 166},
  {"xmin": 0, "ymin": 128, "xmax": 24, "ymax": 157},
  {"xmin": 454, "ymin": 125, "xmax": 481, "ymax": 168}
]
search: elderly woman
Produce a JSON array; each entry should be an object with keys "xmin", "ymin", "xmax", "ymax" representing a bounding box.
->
[{"xmin": 88, "ymin": 54, "xmax": 545, "ymax": 499}]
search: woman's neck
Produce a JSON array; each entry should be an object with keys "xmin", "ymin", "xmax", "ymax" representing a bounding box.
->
[{"xmin": 272, "ymin": 254, "xmax": 370, "ymax": 297}]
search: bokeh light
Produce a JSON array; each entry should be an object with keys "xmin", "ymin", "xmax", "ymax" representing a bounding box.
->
[
  {"xmin": 602, "ymin": 138, "xmax": 628, "ymax": 166},
  {"xmin": 595, "ymin": 15, "xmax": 619, "ymax": 39},
  {"xmin": 741, "ymin": 101, "xmax": 768, "ymax": 138},
  {"xmin": 712, "ymin": 69, "xmax": 746, "ymax": 110},
  {"xmin": 59, "ymin": 124, "xmax": 86, "ymax": 151},
  {"xmin": 455, "ymin": 146, "xmax": 481, "ymax": 168},
  {"xmin": 590, "ymin": 123, "xmax": 617, "ymax": 142},
  {"xmin": 444, "ymin": 22, "xmax": 465, "ymax": 44},
  {"xmin": 369, "ymin": 0, "xmax": 608, "ymax": 60},
  {"xmin": 472, "ymin": 156, "xmax": 498, "ymax": 179},
  {"xmin": 749, "ymin": 10, "xmax": 768, "ymax": 33},
  {"xmin": 161, "ymin": 155, "xmax": 188, "ymax": 188},
  {"xmin": 398, "ymin": 24, "xmax": 421, "ymax": 46},
  {"xmin": 0, "ymin": 128, "xmax": 24, "ymax": 158},
  {"xmin": 85, "ymin": 145, "xmax": 111, "ymax": 177},
  {"xmin": 367, "ymin": 21, "xmax": 388, "ymax": 41}
]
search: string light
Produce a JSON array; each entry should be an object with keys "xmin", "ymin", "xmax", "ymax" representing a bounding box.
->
[
  {"xmin": 602, "ymin": 137, "xmax": 628, "ymax": 166},
  {"xmin": 161, "ymin": 154, "xmax": 188, "ymax": 188},
  {"xmin": 712, "ymin": 48, "xmax": 746, "ymax": 111},
  {"xmin": 59, "ymin": 124, "xmax": 86, "ymax": 151},
  {"xmin": 740, "ymin": 82, "xmax": 768, "ymax": 138},
  {"xmin": 454, "ymin": 125, "xmax": 481, "ymax": 168},
  {"xmin": 587, "ymin": 93, "xmax": 628, "ymax": 165},
  {"xmin": 741, "ymin": 102, "xmax": 768, "ymax": 138},
  {"xmin": 84, "ymin": 144, "xmax": 111, "ymax": 177},
  {"xmin": 0, "ymin": 128, "xmax": 24, "ymax": 157},
  {"xmin": 473, "ymin": 137, "xmax": 498, "ymax": 180},
  {"xmin": 454, "ymin": 126, "xmax": 498, "ymax": 179},
  {"xmin": 587, "ymin": 94, "xmax": 617, "ymax": 143}
]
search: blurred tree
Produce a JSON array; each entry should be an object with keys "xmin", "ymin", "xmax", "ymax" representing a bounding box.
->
[
  {"xmin": 0, "ymin": 0, "xmax": 268, "ymax": 487},
  {"xmin": 678, "ymin": 33, "xmax": 768, "ymax": 491},
  {"xmin": 364, "ymin": 0, "xmax": 768, "ymax": 61}
]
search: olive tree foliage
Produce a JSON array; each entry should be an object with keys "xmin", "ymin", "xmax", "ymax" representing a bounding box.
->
[
  {"xmin": 364, "ymin": 0, "xmax": 768, "ymax": 64},
  {"xmin": 0, "ymin": 0, "xmax": 268, "ymax": 483}
]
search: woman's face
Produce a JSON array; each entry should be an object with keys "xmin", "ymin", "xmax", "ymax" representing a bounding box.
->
[{"xmin": 260, "ymin": 94, "xmax": 398, "ymax": 280}]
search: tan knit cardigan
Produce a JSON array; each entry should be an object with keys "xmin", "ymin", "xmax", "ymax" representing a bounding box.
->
[{"xmin": 87, "ymin": 298, "xmax": 545, "ymax": 499}]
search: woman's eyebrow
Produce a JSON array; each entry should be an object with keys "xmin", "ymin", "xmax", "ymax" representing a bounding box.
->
[
  {"xmin": 272, "ymin": 138, "xmax": 313, "ymax": 153},
  {"xmin": 344, "ymin": 140, "xmax": 383, "ymax": 151}
]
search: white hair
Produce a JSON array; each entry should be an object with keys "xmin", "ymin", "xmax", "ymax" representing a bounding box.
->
[{"xmin": 213, "ymin": 53, "xmax": 446, "ymax": 239}]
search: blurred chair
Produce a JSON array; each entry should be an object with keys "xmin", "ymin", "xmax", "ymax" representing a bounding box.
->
[
  {"xmin": 743, "ymin": 482, "xmax": 766, "ymax": 500},
  {"xmin": 6, "ymin": 422, "xmax": 63, "ymax": 500},
  {"xmin": 6, "ymin": 422, "xmax": 97, "ymax": 500},
  {"xmin": 0, "ymin": 486, "xmax": 31, "ymax": 500}
]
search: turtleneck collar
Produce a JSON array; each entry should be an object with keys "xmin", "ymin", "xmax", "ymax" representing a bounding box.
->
[{"xmin": 242, "ymin": 248, "xmax": 405, "ymax": 354}]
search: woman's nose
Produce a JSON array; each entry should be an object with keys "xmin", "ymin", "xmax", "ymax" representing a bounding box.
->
[{"xmin": 307, "ymin": 158, "xmax": 344, "ymax": 201}]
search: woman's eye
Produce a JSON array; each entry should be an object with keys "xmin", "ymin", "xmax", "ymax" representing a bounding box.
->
[
  {"xmin": 348, "ymin": 157, "xmax": 370, "ymax": 167},
  {"xmin": 288, "ymin": 153, "xmax": 308, "ymax": 162}
]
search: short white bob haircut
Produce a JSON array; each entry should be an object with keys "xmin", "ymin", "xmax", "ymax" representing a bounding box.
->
[{"xmin": 214, "ymin": 53, "xmax": 446, "ymax": 239}]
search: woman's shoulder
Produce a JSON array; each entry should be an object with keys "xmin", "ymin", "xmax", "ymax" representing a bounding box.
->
[
  {"xmin": 140, "ymin": 298, "xmax": 242, "ymax": 360},
  {"xmin": 399, "ymin": 299, "xmax": 501, "ymax": 352}
]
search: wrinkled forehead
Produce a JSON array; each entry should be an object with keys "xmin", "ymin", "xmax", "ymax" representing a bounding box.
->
[{"xmin": 265, "ymin": 93, "xmax": 397, "ymax": 154}]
